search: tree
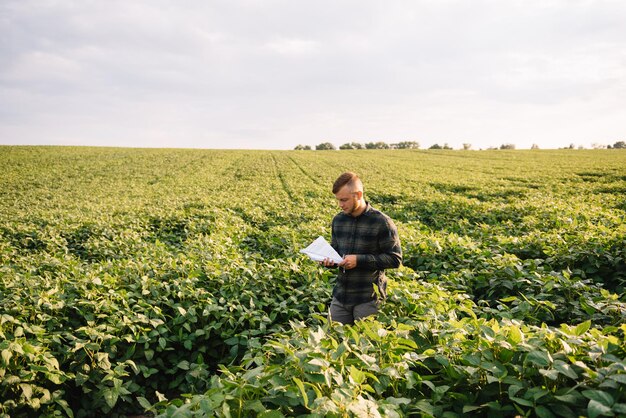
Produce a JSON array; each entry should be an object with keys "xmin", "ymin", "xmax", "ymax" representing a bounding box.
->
[
  {"xmin": 462, "ymin": 143, "xmax": 472, "ymax": 150},
  {"xmin": 531, "ymin": 144, "xmax": 539, "ymax": 150},
  {"xmin": 613, "ymin": 141, "xmax": 626, "ymax": 149},
  {"xmin": 429, "ymin": 143, "xmax": 452, "ymax": 150},
  {"xmin": 365, "ymin": 142, "xmax": 390, "ymax": 149},
  {"xmin": 500, "ymin": 143, "xmax": 516, "ymax": 150},
  {"xmin": 393, "ymin": 141, "xmax": 420, "ymax": 149},
  {"xmin": 339, "ymin": 142, "xmax": 365, "ymax": 150},
  {"xmin": 294, "ymin": 144, "xmax": 312, "ymax": 150},
  {"xmin": 316, "ymin": 142, "xmax": 336, "ymax": 150}
]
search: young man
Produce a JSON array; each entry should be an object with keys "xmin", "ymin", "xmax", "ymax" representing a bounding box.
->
[{"xmin": 322, "ymin": 172, "xmax": 402, "ymax": 324}]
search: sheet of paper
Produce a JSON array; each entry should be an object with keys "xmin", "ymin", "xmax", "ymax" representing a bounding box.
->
[{"xmin": 300, "ymin": 236, "xmax": 343, "ymax": 264}]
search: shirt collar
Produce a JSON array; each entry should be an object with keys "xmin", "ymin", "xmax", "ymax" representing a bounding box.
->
[{"xmin": 341, "ymin": 201, "xmax": 371, "ymax": 218}]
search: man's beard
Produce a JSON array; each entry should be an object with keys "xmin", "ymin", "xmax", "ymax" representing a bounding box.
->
[{"xmin": 346, "ymin": 200, "xmax": 359, "ymax": 215}]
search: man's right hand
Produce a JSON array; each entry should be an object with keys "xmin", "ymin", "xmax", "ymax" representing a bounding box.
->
[{"xmin": 321, "ymin": 258, "xmax": 337, "ymax": 267}]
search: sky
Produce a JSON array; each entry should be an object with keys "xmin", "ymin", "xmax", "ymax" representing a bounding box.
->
[{"xmin": 1, "ymin": 0, "xmax": 625, "ymax": 150}]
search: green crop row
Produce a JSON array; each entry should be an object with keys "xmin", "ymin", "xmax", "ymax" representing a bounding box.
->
[
  {"xmin": 1, "ymin": 146, "xmax": 624, "ymax": 417},
  {"xmin": 153, "ymin": 276, "xmax": 626, "ymax": 417}
]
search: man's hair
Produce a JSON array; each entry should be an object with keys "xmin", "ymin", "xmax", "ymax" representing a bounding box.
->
[{"xmin": 332, "ymin": 172, "xmax": 363, "ymax": 194}]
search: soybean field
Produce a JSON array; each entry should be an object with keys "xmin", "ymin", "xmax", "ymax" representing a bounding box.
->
[{"xmin": 1, "ymin": 146, "xmax": 625, "ymax": 417}]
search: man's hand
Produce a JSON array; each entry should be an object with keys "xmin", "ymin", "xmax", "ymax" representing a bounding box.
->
[
  {"xmin": 339, "ymin": 255, "xmax": 357, "ymax": 270},
  {"xmin": 321, "ymin": 258, "xmax": 337, "ymax": 267}
]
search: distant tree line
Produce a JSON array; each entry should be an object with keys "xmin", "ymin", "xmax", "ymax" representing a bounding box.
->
[
  {"xmin": 293, "ymin": 140, "xmax": 626, "ymax": 150},
  {"xmin": 296, "ymin": 141, "xmax": 457, "ymax": 150},
  {"xmin": 294, "ymin": 141, "xmax": 422, "ymax": 150},
  {"xmin": 560, "ymin": 141, "xmax": 626, "ymax": 150},
  {"xmin": 295, "ymin": 141, "xmax": 427, "ymax": 150}
]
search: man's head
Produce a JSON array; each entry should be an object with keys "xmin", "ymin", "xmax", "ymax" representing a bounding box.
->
[{"xmin": 333, "ymin": 172, "xmax": 365, "ymax": 216}]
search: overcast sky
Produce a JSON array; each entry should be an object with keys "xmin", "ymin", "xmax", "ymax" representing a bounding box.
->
[{"xmin": 1, "ymin": 0, "xmax": 625, "ymax": 150}]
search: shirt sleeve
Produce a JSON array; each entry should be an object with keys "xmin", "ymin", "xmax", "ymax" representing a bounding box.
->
[
  {"xmin": 331, "ymin": 217, "xmax": 339, "ymax": 254},
  {"xmin": 356, "ymin": 217, "xmax": 402, "ymax": 270},
  {"xmin": 326, "ymin": 217, "xmax": 341, "ymax": 268}
]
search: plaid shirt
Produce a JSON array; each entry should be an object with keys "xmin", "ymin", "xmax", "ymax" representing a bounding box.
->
[{"xmin": 330, "ymin": 202, "xmax": 402, "ymax": 305}]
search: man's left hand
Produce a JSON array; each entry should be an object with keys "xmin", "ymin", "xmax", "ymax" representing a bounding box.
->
[{"xmin": 339, "ymin": 255, "xmax": 357, "ymax": 270}]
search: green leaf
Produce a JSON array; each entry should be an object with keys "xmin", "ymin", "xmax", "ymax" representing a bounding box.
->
[
  {"xmin": 550, "ymin": 404, "xmax": 575, "ymax": 418},
  {"xmin": 45, "ymin": 371, "xmax": 65, "ymax": 385},
  {"xmin": 386, "ymin": 397, "xmax": 411, "ymax": 405},
  {"xmin": 528, "ymin": 387, "xmax": 550, "ymax": 401},
  {"xmin": 535, "ymin": 405, "xmax": 556, "ymax": 418},
  {"xmin": 510, "ymin": 396, "xmax": 533, "ymax": 407},
  {"xmin": 412, "ymin": 399, "xmax": 435, "ymax": 415},
  {"xmin": 555, "ymin": 392, "xmax": 581, "ymax": 404},
  {"xmin": 1, "ymin": 349, "xmax": 11, "ymax": 365},
  {"xmin": 20, "ymin": 383, "xmax": 33, "ymax": 399},
  {"xmin": 508, "ymin": 325, "xmax": 523, "ymax": 344},
  {"xmin": 308, "ymin": 358, "xmax": 330, "ymax": 368},
  {"xmin": 75, "ymin": 372, "xmax": 89, "ymax": 386},
  {"xmin": 508, "ymin": 384, "xmax": 524, "ymax": 397},
  {"xmin": 258, "ymin": 411, "xmax": 285, "ymax": 418},
  {"xmin": 583, "ymin": 390, "xmax": 614, "ymax": 406},
  {"xmin": 608, "ymin": 374, "xmax": 626, "ymax": 384},
  {"xmin": 137, "ymin": 396, "xmax": 153, "ymax": 410},
  {"xmin": 156, "ymin": 391, "xmax": 167, "ymax": 402},
  {"xmin": 462, "ymin": 405, "xmax": 482, "ymax": 413},
  {"xmin": 242, "ymin": 366, "xmax": 264, "ymax": 382},
  {"xmin": 54, "ymin": 399, "xmax": 75, "ymax": 418},
  {"xmin": 539, "ymin": 368, "xmax": 559, "ymax": 380},
  {"xmin": 292, "ymin": 377, "xmax": 308, "ymax": 408},
  {"xmin": 575, "ymin": 320, "xmax": 591, "ymax": 336},
  {"xmin": 95, "ymin": 352, "xmax": 111, "ymax": 370},
  {"xmin": 103, "ymin": 387, "xmax": 118, "ymax": 409},
  {"xmin": 587, "ymin": 399, "xmax": 613, "ymax": 418},
  {"xmin": 613, "ymin": 404, "xmax": 626, "ymax": 414},
  {"xmin": 350, "ymin": 365, "xmax": 366, "ymax": 385},
  {"xmin": 554, "ymin": 361, "xmax": 578, "ymax": 379},
  {"xmin": 225, "ymin": 337, "xmax": 239, "ymax": 346},
  {"xmin": 397, "ymin": 338, "xmax": 417, "ymax": 349},
  {"xmin": 526, "ymin": 350, "xmax": 551, "ymax": 367}
]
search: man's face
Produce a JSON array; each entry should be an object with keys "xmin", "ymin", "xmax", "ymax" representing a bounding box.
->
[{"xmin": 335, "ymin": 185, "xmax": 360, "ymax": 215}]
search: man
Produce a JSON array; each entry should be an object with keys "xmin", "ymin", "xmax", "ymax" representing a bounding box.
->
[{"xmin": 322, "ymin": 172, "xmax": 402, "ymax": 324}]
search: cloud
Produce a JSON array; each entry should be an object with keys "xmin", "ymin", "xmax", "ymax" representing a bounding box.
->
[
  {"xmin": 264, "ymin": 38, "xmax": 321, "ymax": 56},
  {"xmin": 1, "ymin": 0, "xmax": 625, "ymax": 149}
]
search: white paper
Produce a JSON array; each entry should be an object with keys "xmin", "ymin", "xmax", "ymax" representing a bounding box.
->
[{"xmin": 300, "ymin": 236, "xmax": 343, "ymax": 264}]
